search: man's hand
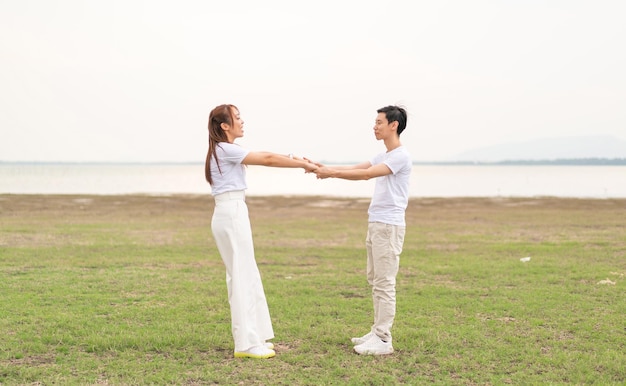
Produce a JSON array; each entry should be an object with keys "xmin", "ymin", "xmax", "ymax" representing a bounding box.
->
[{"xmin": 315, "ymin": 167, "xmax": 333, "ymax": 179}]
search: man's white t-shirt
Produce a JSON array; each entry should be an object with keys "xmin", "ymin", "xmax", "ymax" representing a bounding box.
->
[
  {"xmin": 209, "ymin": 142, "xmax": 250, "ymax": 196},
  {"xmin": 367, "ymin": 146, "xmax": 412, "ymax": 226}
]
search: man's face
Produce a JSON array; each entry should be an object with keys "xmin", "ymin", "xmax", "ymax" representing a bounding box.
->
[{"xmin": 373, "ymin": 112, "xmax": 396, "ymax": 141}]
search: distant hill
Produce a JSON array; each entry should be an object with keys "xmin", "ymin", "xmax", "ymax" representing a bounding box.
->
[{"xmin": 452, "ymin": 135, "xmax": 626, "ymax": 162}]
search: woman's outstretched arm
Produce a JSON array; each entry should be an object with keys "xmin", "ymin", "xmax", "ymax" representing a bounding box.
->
[{"xmin": 242, "ymin": 152, "xmax": 318, "ymax": 172}]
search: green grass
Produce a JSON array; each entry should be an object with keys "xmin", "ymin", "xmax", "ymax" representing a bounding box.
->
[{"xmin": 1, "ymin": 195, "xmax": 624, "ymax": 385}]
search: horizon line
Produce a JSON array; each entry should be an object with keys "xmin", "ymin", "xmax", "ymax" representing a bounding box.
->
[{"xmin": 2, "ymin": 158, "xmax": 626, "ymax": 166}]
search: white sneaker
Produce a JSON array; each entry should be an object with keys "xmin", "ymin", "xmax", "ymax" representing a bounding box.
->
[
  {"xmin": 234, "ymin": 345, "xmax": 276, "ymax": 359},
  {"xmin": 351, "ymin": 331, "xmax": 374, "ymax": 345},
  {"xmin": 264, "ymin": 341, "xmax": 274, "ymax": 350},
  {"xmin": 354, "ymin": 334, "xmax": 393, "ymax": 356}
]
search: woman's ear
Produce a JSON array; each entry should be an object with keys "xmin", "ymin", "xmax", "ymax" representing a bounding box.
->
[{"xmin": 220, "ymin": 122, "xmax": 229, "ymax": 131}]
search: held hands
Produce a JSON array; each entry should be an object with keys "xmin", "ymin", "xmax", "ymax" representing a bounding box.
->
[
  {"xmin": 292, "ymin": 154, "xmax": 332, "ymax": 178},
  {"xmin": 314, "ymin": 167, "xmax": 332, "ymax": 179},
  {"xmin": 302, "ymin": 157, "xmax": 332, "ymax": 179},
  {"xmin": 304, "ymin": 157, "xmax": 324, "ymax": 174},
  {"xmin": 291, "ymin": 155, "xmax": 319, "ymax": 173},
  {"xmin": 303, "ymin": 160, "xmax": 318, "ymax": 173}
]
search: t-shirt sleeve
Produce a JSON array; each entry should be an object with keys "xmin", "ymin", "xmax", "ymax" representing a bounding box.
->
[
  {"xmin": 219, "ymin": 143, "xmax": 250, "ymax": 164},
  {"xmin": 369, "ymin": 153, "xmax": 384, "ymax": 167},
  {"xmin": 384, "ymin": 150, "xmax": 410, "ymax": 175}
]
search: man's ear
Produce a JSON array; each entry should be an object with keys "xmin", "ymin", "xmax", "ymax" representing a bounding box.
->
[{"xmin": 390, "ymin": 120, "xmax": 399, "ymax": 132}]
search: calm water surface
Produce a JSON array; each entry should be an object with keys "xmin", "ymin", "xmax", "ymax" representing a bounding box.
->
[{"xmin": 1, "ymin": 163, "xmax": 625, "ymax": 198}]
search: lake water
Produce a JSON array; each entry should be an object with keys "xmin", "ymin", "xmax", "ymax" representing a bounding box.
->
[{"xmin": 1, "ymin": 163, "xmax": 625, "ymax": 198}]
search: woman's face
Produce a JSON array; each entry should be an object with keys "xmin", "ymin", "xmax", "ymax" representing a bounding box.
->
[{"xmin": 224, "ymin": 107, "xmax": 245, "ymax": 142}]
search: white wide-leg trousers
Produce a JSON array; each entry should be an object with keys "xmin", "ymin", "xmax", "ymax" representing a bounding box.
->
[{"xmin": 211, "ymin": 190, "xmax": 274, "ymax": 352}]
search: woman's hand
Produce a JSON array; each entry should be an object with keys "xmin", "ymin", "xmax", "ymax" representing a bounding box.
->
[{"xmin": 302, "ymin": 159, "xmax": 319, "ymax": 173}]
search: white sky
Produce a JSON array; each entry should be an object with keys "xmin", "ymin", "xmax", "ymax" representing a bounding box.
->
[{"xmin": 1, "ymin": 0, "xmax": 625, "ymax": 163}]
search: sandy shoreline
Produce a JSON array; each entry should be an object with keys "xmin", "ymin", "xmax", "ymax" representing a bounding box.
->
[{"xmin": 2, "ymin": 193, "xmax": 625, "ymax": 221}]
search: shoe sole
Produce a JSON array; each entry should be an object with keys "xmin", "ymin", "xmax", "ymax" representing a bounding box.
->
[
  {"xmin": 354, "ymin": 347, "xmax": 394, "ymax": 356},
  {"xmin": 234, "ymin": 351, "xmax": 276, "ymax": 359}
]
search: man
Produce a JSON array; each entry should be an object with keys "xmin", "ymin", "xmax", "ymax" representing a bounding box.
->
[{"xmin": 315, "ymin": 105, "xmax": 412, "ymax": 355}]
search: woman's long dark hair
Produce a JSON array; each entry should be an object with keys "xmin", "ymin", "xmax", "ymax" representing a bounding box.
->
[{"xmin": 205, "ymin": 104, "xmax": 236, "ymax": 184}]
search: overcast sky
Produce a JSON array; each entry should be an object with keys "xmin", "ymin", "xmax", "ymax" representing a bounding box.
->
[{"xmin": 1, "ymin": 0, "xmax": 625, "ymax": 163}]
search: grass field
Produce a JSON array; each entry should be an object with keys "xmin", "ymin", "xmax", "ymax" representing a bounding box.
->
[{"xmin": 1, "ymin": 194, "xmax": 624, "ymax": 385}]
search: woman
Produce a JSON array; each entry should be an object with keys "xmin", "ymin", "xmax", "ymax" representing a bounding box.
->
[{"xmin": 205, "ymin": 104, "xmax": 317, "ymax": 359}]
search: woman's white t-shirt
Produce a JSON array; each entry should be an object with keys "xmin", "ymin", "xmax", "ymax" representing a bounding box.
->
[{"xmin": 209, "ymin": 142, "xmax": 250, "ymax": 196}]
